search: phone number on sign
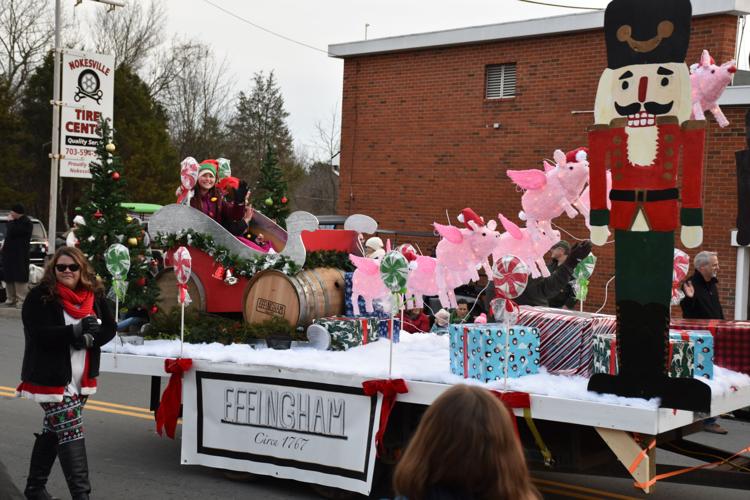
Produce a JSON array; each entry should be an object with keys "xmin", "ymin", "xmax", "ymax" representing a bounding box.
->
[{"xmin": 64, "ymin": 148, "xmax": 97, "ymax": 157}]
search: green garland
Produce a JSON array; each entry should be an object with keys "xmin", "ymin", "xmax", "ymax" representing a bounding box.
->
[
  {"xmin": 155, "ymin": 229, "xmax": 301, "ymax": 278},
  {"xmin": 154, "ymin": 230, "xmax": 354, "ymax": 280}
]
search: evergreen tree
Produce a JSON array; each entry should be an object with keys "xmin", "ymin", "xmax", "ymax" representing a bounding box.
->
[
  {"xmin": 76, "ymin": 119, "xmax": 159, "ymax": 313},
  {"xmin": 253, "ymin": 145, "xmax": 290, "ymax": 227}
]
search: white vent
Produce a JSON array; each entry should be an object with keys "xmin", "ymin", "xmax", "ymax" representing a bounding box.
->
[{"xmin": 485, "ymin": 64, "xmax": 517, "ymax": 99}]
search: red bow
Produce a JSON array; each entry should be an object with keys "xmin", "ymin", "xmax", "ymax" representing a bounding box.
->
[
  {"xmin": 489, "ymin": 390, "xmax": 530, "ymax": 438},
  {"xmin": 362, "ymin": 379, "xmax": 408, "ymax": 456},
  {"xmin": 155, "ymin": 358, "xmax": 193, "ymax": 439}
]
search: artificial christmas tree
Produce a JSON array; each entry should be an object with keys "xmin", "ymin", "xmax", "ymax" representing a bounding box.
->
[
  {"xmin": 76, "ymin": 119, "xmax": 160, "ymax": 314},
  {"xmin": 253, "ymin": 145, "xmax": 290, "ymax": 228}
]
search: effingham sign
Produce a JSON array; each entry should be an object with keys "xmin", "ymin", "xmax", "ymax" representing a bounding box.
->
[
  {"xmin": 181, "ymin": 367, "xmax": 382, "ymax": 495},
  {"xmin": 59, "ymin": 50, "xmax": 115, "ymax": 178}
]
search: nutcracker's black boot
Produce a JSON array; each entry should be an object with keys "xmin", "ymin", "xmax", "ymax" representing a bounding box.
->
[
  {"xmin": 57, "ymin": 439, "xmax": 90, "ymax": 500},
  {"xmin": 24, "ymin": 432, "xmax": 60, "ymax": 500},
  {"xmin": 588, "ymin": 301, "xmax": 711, "ymax": 412}
]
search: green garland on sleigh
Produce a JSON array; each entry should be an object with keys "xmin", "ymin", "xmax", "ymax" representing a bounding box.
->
[{"xmin": 154, "ymin": 229, "xmax": 355, "ymax": 280}]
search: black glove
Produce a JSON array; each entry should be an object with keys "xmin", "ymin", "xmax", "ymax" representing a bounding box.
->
[
  {"xmin": 72, "ymin": 315, "xmax": 97, "ymax": 335},
  {"xmin": 565, "ymin": 240, "xmax": 592, "ymax": 269},
  {"xmin": 72, "ymin": 333, "xmax": 95, "ymax": 350},
  {"xmin": 234, "ymin": 181, "xmax": 249, "ymax": 204}
]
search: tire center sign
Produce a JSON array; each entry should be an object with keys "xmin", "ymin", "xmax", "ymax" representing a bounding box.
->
[{"xmin": 59, "ymin": 50, "xmax": 115, "ymax": 178}]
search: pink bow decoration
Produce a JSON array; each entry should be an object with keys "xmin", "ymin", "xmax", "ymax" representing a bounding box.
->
[
  {"xmin": 671, "ymin": 249, "xmax": 689, "ymax": 305},
  {"xmin": 173, "ymin": 247, "xmax": 192, "ymax": 305},
  {"xmin": 176, "ymin": 157, "xmax": 199, "ymax": 204}
]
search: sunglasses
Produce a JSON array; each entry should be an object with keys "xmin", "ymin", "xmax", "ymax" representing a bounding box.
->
[{"xmin": 55, "ymin": 263, "xmax": 80, "ymax": 272}]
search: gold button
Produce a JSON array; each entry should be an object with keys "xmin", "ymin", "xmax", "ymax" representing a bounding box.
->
[
  {"xmin": 666, "ymin": 148, "xmax": 674, "ymax": 157},
  {"xmin": 615, "ymin": 160, "xmax": 623, "ymax": 169},
  {"xmin": 665, "ymin": 135, "xmax": 674, "ymax": 142},
  {"xmin": 614, "ymin": 173, "xmax": 624, "ymax": 181},
  {"xmin": 662, "ymin": 172, "xmax": 673, "ymax": 180},
  {"xmin": 613, "ymin": 149, "xmax": 622, "ymax": 157},
  {"xmin": 613, "ymin": 136, "xmax": 622, "ymax": 145},
  {"xmin": 664, "ymin": 162, "xmax": 673, "ymax": 170}
]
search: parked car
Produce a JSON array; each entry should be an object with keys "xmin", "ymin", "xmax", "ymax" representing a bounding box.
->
[{"xmin": 0, "ymin": 211, "xmax": 48, "ymax": 265}]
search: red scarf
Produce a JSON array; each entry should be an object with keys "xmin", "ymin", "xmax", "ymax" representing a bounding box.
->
[{"xmin": 56, "ymin": 283, "xmax": 95, "ymax": 319}]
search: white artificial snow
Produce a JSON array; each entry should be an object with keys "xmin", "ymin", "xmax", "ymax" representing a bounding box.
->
[{"xmin": 103, "ymin": 331, "xmax": 750, "ymax": 411}]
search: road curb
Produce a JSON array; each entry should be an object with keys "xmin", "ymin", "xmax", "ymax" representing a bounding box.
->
[{"xmin": 0, "ymin": 308, "xmax": 21, "ymax": 319}]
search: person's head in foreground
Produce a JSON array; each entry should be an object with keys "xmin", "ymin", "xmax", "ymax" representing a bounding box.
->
[{"xmin": 393, "ymin": 384, "xmax": 539, "ymax": 500}]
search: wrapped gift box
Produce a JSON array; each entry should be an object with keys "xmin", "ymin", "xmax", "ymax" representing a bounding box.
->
[
  {"xmin": 591, "ymin": 332, "xmax": 694, "ymax": 378},
  {"xmin": 449, "ymin": 325, "xmax": 483, "ymax": 379},
  {"xmin": 516, "ymin": 307, "xmax": 615, "ymax": 376},
  {"xmin": 312, "ymin": 316, "xmax": 379, "ymax": 351},
  {"xmin": 671, "ymin": 318, "xmax": 749, "ymax": 375},
  {"xmin": 376, "ymin": 317, "xmax": 401, "ymax": 343},
  {"xmin": 667, "ymin": 337, "xmax": 694, "ymax": 378},
  {"xmin": 344, "ymin": 272, "xmax": 399, "ymax": 339},
  {"xmin": 592, "ymin": 333, "xmax": 618, "ymax": 375},
  {"xmin": 670, "ymin": 329, "xmax": 713, "ymax": 379},
  {"xmin": 449, "ymin": 323, "xmax": 540, "ymax": 382}
]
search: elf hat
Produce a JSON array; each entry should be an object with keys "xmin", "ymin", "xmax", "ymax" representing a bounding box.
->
[
  {"xmin": 198, "ymin": 159, "xmax": 219, "ymax": 178},
  {"xmin": 457, "ymin": 208, "xmax": 485, "ymax": 229}
]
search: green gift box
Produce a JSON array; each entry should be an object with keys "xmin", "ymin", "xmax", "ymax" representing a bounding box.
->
[
  {"xmin": 667, "ymin": 337, "xmax": 694, "ymax": 378},
  {"xmin": 312, "ymin": 316, "xmax": 379, "ymax": 351}
]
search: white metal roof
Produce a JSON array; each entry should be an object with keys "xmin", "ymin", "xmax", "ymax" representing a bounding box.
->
[{"xmin": 328, "ymin": 0, "xmax": 750, "ymax": 58}]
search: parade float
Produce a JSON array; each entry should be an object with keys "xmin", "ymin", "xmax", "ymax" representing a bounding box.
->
[{"xmin": 93, "ymin": 0, "xmax": 750, "ymax": 496}]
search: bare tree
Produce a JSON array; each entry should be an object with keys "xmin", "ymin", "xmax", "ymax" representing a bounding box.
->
[
  {"xmin": 92, "ymin": 0, "xmax": 165, "ymax": 72},
  {"xmin": 313, "ymin": 103, "xmax": 341, "ymax": 165},
  {"xmin": 0, "ymin": 0, "xmax": 54, "ymax": 98},
  {"xmin": 163, "ymin": 40, "xmax": 233, "ymax": 161}
]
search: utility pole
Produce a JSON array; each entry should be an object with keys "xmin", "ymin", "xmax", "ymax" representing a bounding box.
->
[
  {"xmin": 47, "ymin": 0, "xmax": 124, "ymax": 256},
  {"xmin": 365, "ymin": 23, "xmax": 370, "ymax": 40}
]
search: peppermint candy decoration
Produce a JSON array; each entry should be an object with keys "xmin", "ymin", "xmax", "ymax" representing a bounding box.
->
[
  {"xmin": 492, "ymin": 255, "xmax": 529, "ymax": 299},
  {"xmin": 379, "ymin": 250, "xmax": 409, "ymax": 293},
  {"xmin": 216, "ymin": 157, "xmax": 232, "ymax": 179},
  {"xmin": 105, "ymin": 244, "xmax": 130, "ymax": 278},
  {"xmin": 176, "ymin": 157, "xmax": 199, "ymax": 204},
  {"xmin": 671, "ymin": 248, "xmax": 690, "ymax": 305},
  {"xmin": 173, "ymin": 246, "xmax": 192, "ymax": 305},
  {"xmin": 573, "ymin": 253, "xmax": 597, "ymax": 302}
]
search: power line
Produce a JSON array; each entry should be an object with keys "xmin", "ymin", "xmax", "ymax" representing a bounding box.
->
[
  {"xmin": 517, "ymin": 0, "xmax": 604, "ymax": 10},
  {"xmin": 199, "ymin": 0, "xmax": 329, "ymax": 55}
]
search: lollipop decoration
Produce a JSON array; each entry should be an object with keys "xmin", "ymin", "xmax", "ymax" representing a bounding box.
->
[
  {"xmin": 573, "ymin": 253, "xmax": 597, "ymax": 307},
  {"xmin": 173, "ymin": 246, "xmax": 193, "ymax": 357},
  {"xmin": 671, "ymin": 249, "xmax": 690, "ymax": 305},
  {"xmin": 491, "ymin": 254, "xmax": 530, "ymax": 387},
  {"xmin": 176, "ymin": 157, "xmax": 199, "ymax": 204},
  {"xmin": 380, "ymin": 250, "xmax": 410, "ymax": 294},
  {"xmin": 105, "ymin": 243, "xmax": 130, "ymax": 361}
]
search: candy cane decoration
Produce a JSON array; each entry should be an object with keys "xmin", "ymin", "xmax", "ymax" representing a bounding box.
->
[
  {"xmin": 176, "ymin": 157, "xmax": 199, "ymax": 205},
  {"xmin": 173, "ymin": 246, "xmax": 192, "ymax": 357},
  {"xmin": 671, "ymin": 249, "xmax": 690, "ymax": 305}
]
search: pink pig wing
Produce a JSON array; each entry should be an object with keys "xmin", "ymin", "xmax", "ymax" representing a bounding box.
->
[
  {"xmin": 349, "ymin": 254, "xmax": 380, "ymax": 275},
  {"xmin": 434, "ymin": 223, "xmax": 464, "ymax": 244},
  {"xmin": 507, "ymin": 169, "xmax": 547, "ymax": 190}
]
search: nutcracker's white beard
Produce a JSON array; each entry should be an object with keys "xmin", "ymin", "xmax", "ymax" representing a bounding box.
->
[{"xmin": 625, "ymin": 126, "xmax": 659, "ymax": 167}]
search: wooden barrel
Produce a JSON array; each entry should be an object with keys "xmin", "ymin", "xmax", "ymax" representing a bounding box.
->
[{"xmin": 243, "ymin": 268, "xmax": 346, "ymax": 326}]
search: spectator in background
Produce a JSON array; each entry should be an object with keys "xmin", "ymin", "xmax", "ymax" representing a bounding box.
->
[
  {"xmin": 365, "ymin": 236, "xmax": 385, "ymax": 259},
  {"xmin": 65, "ymin": 215, "xmax": 86, "ymax": 248},
  {"xmin": 430, "ymin": 309, "xmax": 450, "ymax": 334},
  {"xmin": 1, "ymin": 204, "xmax": 33, "ymax": 309},
  {"xmin": 450, "ymin": 299, "xmax": 472, "ymax": 324},
  {"xmin": 547, "ymin": 240, "xmax": 577, "ymax": 309},
  {"xmin": 515, "ymin": 241, "xmax": 592, "ymax": 307},
  {"xmin": 403, "ymin": 307, "xmax": 430, "ymax": 333},
  {"xmin": 393, "ymin": 384, "xmax": 540, "ymax": 500},
  {"xmin": 680, "ymin": 251, "xmax": 727, "ymax": 435}
]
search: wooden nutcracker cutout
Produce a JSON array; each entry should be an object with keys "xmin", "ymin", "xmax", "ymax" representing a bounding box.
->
[{"xmin": 587, "ymin": 0, "xmax": 711, "ymax": 412}]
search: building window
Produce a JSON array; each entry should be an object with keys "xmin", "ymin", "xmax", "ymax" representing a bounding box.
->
[{"xmin": 485, "ymin": 63, "xmax": 516, "ymax": 99}]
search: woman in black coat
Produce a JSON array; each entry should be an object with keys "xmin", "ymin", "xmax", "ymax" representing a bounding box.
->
[
  {"xmin": 16, "ymin": 246, "xmax": 116, "ymax": 500},
  {"xmin": 1, "ymin": 203, "xmax": 32, "ymax": 307}
]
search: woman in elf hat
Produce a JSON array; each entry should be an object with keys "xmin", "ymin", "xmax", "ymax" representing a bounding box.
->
[
  {"xmin": 16, "ymin": 247, "xmax": 116, "ymax": 500},
  {"xmin": 189, "ymin": 159, "xmax": 252, "ymax": 236}
]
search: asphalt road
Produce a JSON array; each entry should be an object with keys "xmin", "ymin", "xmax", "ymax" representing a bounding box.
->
[{"xmin": 0, "ymin": 311, "xmax": 748, "ymax": 499}]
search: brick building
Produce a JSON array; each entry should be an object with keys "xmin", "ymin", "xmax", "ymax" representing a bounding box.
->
[{"xmin": 329, "ymin": 0, "xmax": 750, "ymax": 317}]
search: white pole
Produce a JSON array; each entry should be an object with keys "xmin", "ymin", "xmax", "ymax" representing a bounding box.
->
[
  {"xmin": 47, "ymin": 0, "xmax": 62, "ymax": 256},
  {"xmin": 180, "ymin": 302, "xmax": 185, "ymax": 358},
  {"xmin": 113, "ymin": 294, "xmax": 119, "ymax": 366},
  {"xmin": 503, "ymin": 317, "xmax": 511, "ymax": 389}
]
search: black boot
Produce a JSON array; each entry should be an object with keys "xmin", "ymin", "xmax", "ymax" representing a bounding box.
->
[
  {"xmin": 57, "ymin": 439, "xmax": 90, "ymax": 500},
  {"xmin": 24, "ymin": 432, "xmax": 60, "ymax": 500}
]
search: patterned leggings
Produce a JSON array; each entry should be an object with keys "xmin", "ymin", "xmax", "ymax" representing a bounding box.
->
[{"xmin": 40, "ymin": 395, "xmax": 88, "ymax": 444}]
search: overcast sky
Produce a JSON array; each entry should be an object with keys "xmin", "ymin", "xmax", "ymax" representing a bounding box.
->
[{"xmin": 67, "ymin": 0, "xmax": 749, "ymax": 161}]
